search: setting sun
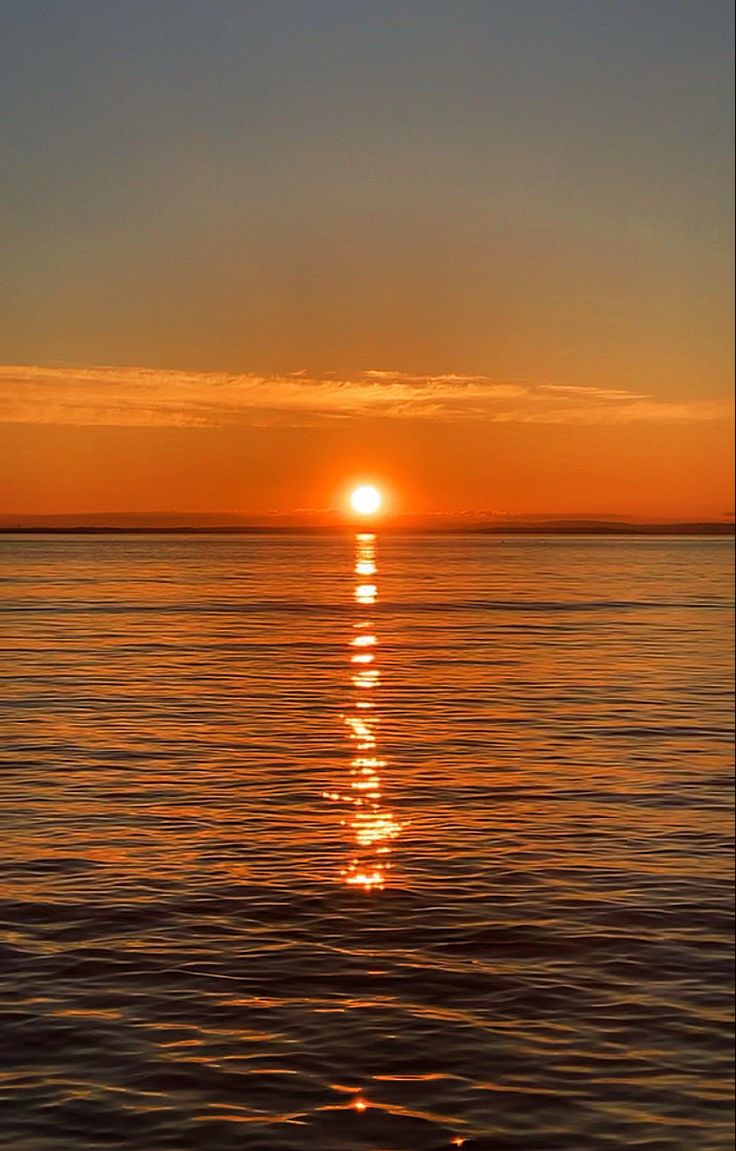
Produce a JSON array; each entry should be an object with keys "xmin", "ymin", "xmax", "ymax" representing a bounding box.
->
[{"xmin": 350, "ymin": 485, "xmax": 382, "ymax": 516}]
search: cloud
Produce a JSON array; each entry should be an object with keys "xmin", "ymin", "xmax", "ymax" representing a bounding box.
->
[
  {"xmin": 0, "ymin": 363, "xmax": 730, "ymax": 428},
  {"xmin": 539, "ymin": 383, "xmax": 650, "ymax": 400}
]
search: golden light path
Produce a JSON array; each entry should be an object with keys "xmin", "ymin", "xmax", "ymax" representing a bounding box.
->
[{"xmin": 324, "ymin": 531, "xmax": 401, "ymax": 890}]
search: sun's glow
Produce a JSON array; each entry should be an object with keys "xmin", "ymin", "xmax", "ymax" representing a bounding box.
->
[{"xmin": 349, "ymin": 484, "xmax": 382, "ymax": 516}]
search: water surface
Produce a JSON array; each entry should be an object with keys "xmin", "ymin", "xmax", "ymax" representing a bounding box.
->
[{"xmin": 1, "ymin": 534, "xmax": 733, "ymax": 1149}]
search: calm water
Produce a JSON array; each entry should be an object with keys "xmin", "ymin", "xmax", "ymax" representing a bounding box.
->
[{"xmin": 1, "ymin": 534, "xmax": 733, "ymax": 1151}]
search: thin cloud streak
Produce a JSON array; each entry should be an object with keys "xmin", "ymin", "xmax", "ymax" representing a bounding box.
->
[{"xmin": 0, "ymin": 364, "xmax": 730, "ymax": 428}]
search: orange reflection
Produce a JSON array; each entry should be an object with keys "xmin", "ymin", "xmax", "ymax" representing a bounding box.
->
[
  {"xmin": 353, "ymin": 534, "xmax": 378, "ymax": 605},
  {"xmin": 335, "ymin": 533, "xmax": 401, "ymax": 890}
]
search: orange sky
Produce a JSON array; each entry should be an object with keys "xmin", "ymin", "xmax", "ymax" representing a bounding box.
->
[
  {"xmin": 1, "ymin": 374, "xmax": 732, "ymax": 522},
  {"xmin": 1, "ymin": 3, "xmax": 732, "ymax": 522}
]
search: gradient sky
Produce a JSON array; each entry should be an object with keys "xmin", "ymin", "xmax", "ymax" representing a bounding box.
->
[{"xmin": 1, "ymin": 0, "xmax": 733, "ymax": 519}]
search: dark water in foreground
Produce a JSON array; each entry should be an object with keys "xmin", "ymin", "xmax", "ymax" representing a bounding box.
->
[{"xmin": 1, "ymin": 534, "xmax": 733, "ymax": 1151}]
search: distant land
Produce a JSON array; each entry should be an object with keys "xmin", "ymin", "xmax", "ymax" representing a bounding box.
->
[{"xmin": 0, "ymin": 513, "xmax": 732, "ymax": 536}]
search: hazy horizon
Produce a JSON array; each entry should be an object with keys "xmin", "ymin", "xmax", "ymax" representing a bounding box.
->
[{"xmin": 1, "ymin": 508, "xmax": 733, "ymax": 533}]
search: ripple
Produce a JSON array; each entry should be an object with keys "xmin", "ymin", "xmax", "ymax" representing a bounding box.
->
[{"xmin": 0, "ymin": 534, "xmax": 733, "ymax": 1150}]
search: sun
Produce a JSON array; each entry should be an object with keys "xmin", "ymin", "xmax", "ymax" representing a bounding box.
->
[{"xmin": 350, "ymin": 484, "xmax": 382, "ymax": 516}]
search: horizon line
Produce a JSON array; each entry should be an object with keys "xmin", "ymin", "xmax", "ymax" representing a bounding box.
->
[{"xmin": 1, "ymin": 523, "xmax": 732, "ymax": 537}]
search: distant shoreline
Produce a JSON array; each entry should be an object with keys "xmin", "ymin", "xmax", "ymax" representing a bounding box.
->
[{"xmin": 1, "ymin": 524, "xmax": 732, "ymax": 537}]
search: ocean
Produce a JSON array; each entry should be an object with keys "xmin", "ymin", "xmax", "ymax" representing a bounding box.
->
[{"xmin": 1, "ymin": 533, "xmax": 733, "ymax": 1150}]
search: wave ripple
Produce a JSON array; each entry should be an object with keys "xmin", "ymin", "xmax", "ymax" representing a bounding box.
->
[{"xmin": 1, "ymin": 534, "xmax": 733, "ymax": 1150}]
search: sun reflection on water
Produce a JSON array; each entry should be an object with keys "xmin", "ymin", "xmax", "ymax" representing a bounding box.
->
[{"xmin": 326, "ymin": 532, "xmax": 401, "ymax": 890}]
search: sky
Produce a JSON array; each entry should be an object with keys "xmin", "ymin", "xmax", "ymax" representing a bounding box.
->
[{"xmin": 1, "ymin": 0, "xmax": 733, "ymax": 521}]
